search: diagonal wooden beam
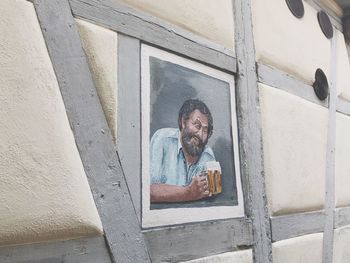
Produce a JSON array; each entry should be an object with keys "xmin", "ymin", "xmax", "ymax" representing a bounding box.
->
[{"xmin": 33, "ymin": 0, "xmax": 151, "ymax": 262}]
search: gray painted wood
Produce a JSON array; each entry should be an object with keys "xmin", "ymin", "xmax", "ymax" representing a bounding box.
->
[
  {"xmin": 116, "ymin": 34, "xmax": 141, "ymax": 222},
  {"xmin": 33, "ymin": 0, "xmax": 150, "ymax": 262},
  {"xmin": 335, "ymin": 207, "xmax": 350, "ymax": 228},
  {"xmin": 115, "ymin": 31, "xmax": 254, "ymax": 262},
  {"xmin": 271, "ymin": 211, "xmax": 326, "ymax": 242},
  {"xmin": 336, "ymin": 97, "xmax": 350, "ymax": 116},
  {"xmin": 69, "ymin": 0, "xmax": 237, "ymax": 73},
  {"xmin": 257, "ymin": 63, "xmax": 329, "ymax": 108},
  {"xmin": 0, "ymin": 237, "xmax": 111, "ymax": 263},
  {"xmin": 232, "ymin": 0, "xmax": 272, "ymax": 262},
  {"xmin": 322, "ymin": 29, "xmax": 337, "ymax": 263},
  {"xmin": 144, "ymin": 218, "xmax": 253, "ymax": 263}
]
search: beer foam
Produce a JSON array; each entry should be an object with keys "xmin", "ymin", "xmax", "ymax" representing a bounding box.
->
[{"xmin": 205, "ymin": 161, "xmax": 221, "ymax": 172}]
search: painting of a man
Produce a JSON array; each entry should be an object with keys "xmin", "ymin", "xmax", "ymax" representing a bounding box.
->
[{"xmin": 150, "ymin": 99, "xmax": 217, "ymax": 203}]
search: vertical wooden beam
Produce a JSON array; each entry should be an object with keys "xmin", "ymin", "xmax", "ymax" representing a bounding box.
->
[
  {"xmin": 232, "ymin": 0, "xmax": 272, "ymax": 262},
  {"xmin": 116, "ymin": 34, "xmax": 142, "ymax": 221},
  {"xmin": 322, "ymin": 28, "xmax": 337, "ymax": 263},
  {"xmin": 33, "ymin": 0, "xmax": 151, "ymax": 262}
]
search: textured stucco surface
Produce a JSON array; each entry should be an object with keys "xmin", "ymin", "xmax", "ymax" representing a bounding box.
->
[
  {"xmin": 181, "ymin": 250, "xmax": 252, "ymax": 263},
  {"xmin": 335, "ymin": 113, "xmax": 350, "ymax": 207},
  {"xmin": 260, "ymin": 84, "xmax": 327, "ymax": 216},
  {"xmin": 0, "ymin": 0, "xmax": 102, "ymax": 246},
  {"xmin": 335, "ymin": 29, "xmax": 350, "ymax": 101},
  {"xmin": 273, "ymin": 233, "xmax": 323, "ymax": 263},
  {"xmin": 252, "ymin": 0, "xmax": 331, "ymax": 84},
  {"xmin": 76, "ymin": 19, "xmax": 118, "ymax": 142},
  {"xmin": 333, "ymin": 226, "xmax": 350, "ymax": 263},
  {"xmin": 119, "ymin": 0, "xmax": 235, "ymax": 50}
]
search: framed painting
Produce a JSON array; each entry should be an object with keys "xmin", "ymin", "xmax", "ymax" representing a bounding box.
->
[{"xmin": 141, "ymin": 44, "xmax": 244, "ymax": 227}]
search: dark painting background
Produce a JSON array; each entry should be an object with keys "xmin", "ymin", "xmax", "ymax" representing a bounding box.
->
[{"xmin": 149, "ymin": 56, "xmax": 238, "ymax": 209}]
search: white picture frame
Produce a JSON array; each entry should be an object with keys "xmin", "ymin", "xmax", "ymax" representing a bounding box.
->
[{"xmin": 141, "ymin": 44, "xmax": 244, "ymax": 228}]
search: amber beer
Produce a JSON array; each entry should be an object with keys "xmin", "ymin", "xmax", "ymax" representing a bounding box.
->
[{"xmin": 205, "ymin": 161, "xmax": 222, "ymax": 195}]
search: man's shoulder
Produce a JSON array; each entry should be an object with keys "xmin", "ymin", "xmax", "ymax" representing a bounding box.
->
[{"xmin": 203, "ymin": 145, "xmax": 215, "ymax": 159}]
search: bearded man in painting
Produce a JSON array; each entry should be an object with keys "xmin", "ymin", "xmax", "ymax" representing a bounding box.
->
[{"xmin": 150, "ymin": 99, "xmax": 216, "ymax": 203}]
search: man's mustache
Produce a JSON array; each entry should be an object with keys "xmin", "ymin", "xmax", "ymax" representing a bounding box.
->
[{"xmin": 190, "ymin": 135, "xmax": 203, "ymax": 144}]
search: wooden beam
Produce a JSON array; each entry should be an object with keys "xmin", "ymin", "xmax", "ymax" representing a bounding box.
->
[
  {"xmin": 33, "ymin": 0, "xmax": 151, "ymax": 262},
  {"xmin": 69, "ymin": 0, "xmax": 237, "ymax": 73}
]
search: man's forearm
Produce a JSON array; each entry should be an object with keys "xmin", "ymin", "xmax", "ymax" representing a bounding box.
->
[{"xmin": 150, "ymin": 184, "xmax": 191, "ymax": 203}]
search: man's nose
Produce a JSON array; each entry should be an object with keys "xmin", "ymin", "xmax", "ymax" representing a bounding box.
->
[{"xmin": 196, "ymin": 127, "xmax": 205, "ymax": 140}]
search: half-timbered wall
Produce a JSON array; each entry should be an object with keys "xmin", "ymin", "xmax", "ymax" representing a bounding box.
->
[{"xmin": 0, "ymin": 0, "xmax": 349, "ymax": 262}]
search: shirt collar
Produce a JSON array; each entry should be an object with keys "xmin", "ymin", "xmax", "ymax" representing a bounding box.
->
[{"xmin": 177, "ymin": 130, "xmax": 182, "ymax": 155}]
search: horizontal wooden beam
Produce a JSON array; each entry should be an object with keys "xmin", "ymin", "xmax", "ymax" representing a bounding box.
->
[
  {"xmin": 271, "ymin": 211, "xmax": 326, "ymax": 242},
  {"xmin": 336, "ymin": 97, "xmax": 350, "ymax": 116},
  {"xmin": 69, "ymin": 0, "xmax": 237, "ymax": 73},
  {"xmin": 335, "ymin": 207, "xmax": 350, "ymax": 228},
  {"xmin": 0, "ymin": 237, "xmax": 111, "ymax": 263},
  {"xmin": 257, "ymin": 63, "xmax": 329, "ymax": 108},
  {"xmin": 143, "ymin": 218, "xmax": 253, "ymax": 263}
]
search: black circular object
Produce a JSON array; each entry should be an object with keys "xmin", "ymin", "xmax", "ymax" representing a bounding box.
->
[
  {"xmin": 317, "ymin": 11, "xmax": 333, "ymax": 39},
  {"xmin": 313, "ymin": 68, "xmax": 329, "ymax": 101},
  {"xmin": 286, "ymin": 0, "xmax": 305, "ymax": 19}
]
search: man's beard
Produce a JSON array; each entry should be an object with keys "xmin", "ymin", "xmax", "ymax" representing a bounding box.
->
[{"xmin": 181, "ymin": 126, "xmax": 207, "ymax": 158}]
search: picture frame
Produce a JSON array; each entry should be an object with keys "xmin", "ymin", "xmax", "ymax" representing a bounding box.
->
[{"xmin": 141, "ymin": 44, "xmax": 244, "ymax": 228}]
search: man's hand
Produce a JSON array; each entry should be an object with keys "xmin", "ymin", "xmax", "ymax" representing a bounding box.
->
[
  {"xmin": 185, "ymin": 175, "xmax": 210, "ymax": 201},
  {"xmin": 150, "ymin": 174, "xmax": 211, "ymax": 203}
]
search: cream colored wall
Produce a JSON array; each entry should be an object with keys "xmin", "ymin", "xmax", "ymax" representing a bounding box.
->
[
  {"xmin": 119, "ymin": 0, "xmax": 235, "ymax": 50},
  {"xmin": 76, "ymin": 19, "xmax": 118, "ymax": 142},
  {"xmin": 259, "ymin": 83, "xmax": 327, "ymax": 216},
  {"xmin": 272, "ymin": 233, "xmax": 323, "ymax": 263},
  {"xmin": 333, "ymin": 226, "xmax": 350, "ymax": 263},
  {"xmin": 335, "ymin": 29, "xmax": 350, "ymax": 101},
  {"xmin": 335, "ymin": 113, "xmax": 350, "ymax": 207},
  {"xmin": 0, "ymin": 0, "xmax": 102, "ymax": 246},
  {"xmin": 252, "ymin": 0, "xmax": 331, "ymax": 84},
  {"xmin": 181, "ymin": 250, "xmax": 252, "ymax": 263}
]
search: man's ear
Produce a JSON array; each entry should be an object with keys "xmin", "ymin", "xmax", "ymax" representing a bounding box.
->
[{"xmin": 180, "ymin": 117, "xmax": 186, "ymax": 131}]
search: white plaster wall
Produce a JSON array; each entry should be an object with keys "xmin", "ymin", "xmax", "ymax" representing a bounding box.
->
[
  {"xmin": 335, "ymin": 29, "xmax": 350, "ymax": 101},
  {"xmin": 333, "ymin": 226, "xmax": 350, "ymax": 263},
  {"xmin": 252, "ymin": 0, "xmax": 331, "ymax": 84},
  {"xmin": 181, "ymin": 250, "xmax": 252, "ymax": 263},
  {"xmin": 0, "ymin": 0, "xmax": 103, "ymax": 246},
  {"xmin": 76, "ymin": 19, "xmax": 118, "ymax": 142},
  {"xmin": 273, "ymin": 233, "xmax": 323, "ymax": 263},
  {"xmin": 259, "ymin": 84, "xmax": 327, "ymax": 216},
  {"xmin": 335, "ymin": 113, "xmax": 350, "ymax": 207},
  {"xmin": 119, "ymin": 0, "xmax": 235, "ymax": 50}
]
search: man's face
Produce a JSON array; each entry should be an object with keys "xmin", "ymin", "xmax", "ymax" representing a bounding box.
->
[{"xmin": 181, "ymin": 109, "xmax": 209, "ymax": 158}]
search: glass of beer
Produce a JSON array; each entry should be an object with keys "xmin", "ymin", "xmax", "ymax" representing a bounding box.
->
[{"xmin": 205, "ymin": 161, "xmax": 222, "ymax": 195}]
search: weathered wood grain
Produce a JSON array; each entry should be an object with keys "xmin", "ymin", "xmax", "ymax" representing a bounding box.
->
[
  {"xmin": 144, "ymin": 218, "xmax": 253, "ymax": 263},
  {"xmin": 33, "ymin": 0, "xmax": 150, "ymax": 262},
  {"xmin": 271, "ymin": 211, "xmax": 326, "ymax": 242},
  {"xmin": 335, "ymin": 207, "xmax": 350, "ymax": 228},
  {"xmin": 69, "ymin": 0, "xmax": 237, "ymax": 73},
  {"xmin": 337, "ymin": 97, "xmax": 350, "ymax": 116},
  {"xmin": 232, "ymin": 0, "xmax": 272, "ymax": 262},
  {"xmin": 116, "ymin": 34, "xmax": 142, "ymax": 222},
  {"xmin": 0, "ymin": 237, "xmax": 111, "ymax": 263},
  {"xmin": 322, "ymin": 28, "xmax": 337, "ymax": 263},
  {"xmin": 257, "ymin": 63, "xmax": 329, "ymax": 108}
]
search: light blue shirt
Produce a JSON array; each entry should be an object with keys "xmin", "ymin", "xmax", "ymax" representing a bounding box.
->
[{"xmin": 150, "ymin": 128, "xmax": 216, "ymax": 186}]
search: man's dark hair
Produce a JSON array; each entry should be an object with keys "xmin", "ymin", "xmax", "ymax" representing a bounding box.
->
[{"xmin": 178, "ymin": 99, "xmax": 213, "ymax": 138}]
